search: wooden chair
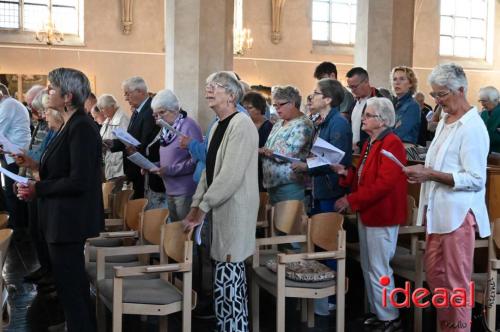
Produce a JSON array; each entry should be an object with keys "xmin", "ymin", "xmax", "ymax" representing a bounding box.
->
[
  {"xmin": 256, "ymin": 192, "xmax": 272, "ymax": 238},
  {"xmin": 486, "ymin": 167, "xmax": 500, "ymax": 222},
  {"xmin": 0, "ymin": 229, "xmax": 13, "ymax": 332},
  {"xmin": 271, "ymin": 199, "xmax": 305, "ymax": 236},
  {"xmin": 111, "ymin": 189, "xmax": 134, "ymax": 220},
  {"xmin": 0, "ymin": 214, "xmax": 8, "ymax": 230},
  {"xmin": 102, "ymin": 181, "xmax": 116, "ymax": 217},
  {"xmin": 96, "ymin": 221, "xmax": 194, "ymax": 332},
  {"xmin": 252, "ymin": 212, "xmax": 346, "ymax": 332}
]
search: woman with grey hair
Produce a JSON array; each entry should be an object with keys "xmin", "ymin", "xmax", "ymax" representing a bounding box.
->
[
  {"xmin": 261, "ymin": 85, "xmax": 314, "ymax": 204},
  {"xmin": 478, "ymin": 86, "xmax": 500, "ymax": 153},
  {"xmin": 98, "ymin": 94, "xmax": 130, "ymax": 186},
  {"xmin": 183, "ymin": 71, "xmax": 259, "ymax": 331},
  {"xmin": 147, "ymin": 89, "xmax": 202, "ymax": 219},
  {"xmin": 17, "ymin": 67, "xmax": 103, "ymax": 331},
  {"xmin": 404, "ymin": 63, "xmax": 490, "ymax": 332},
  {"xmin": 331, "ymin": 97, "xmax": 407, "ymax": 331}
]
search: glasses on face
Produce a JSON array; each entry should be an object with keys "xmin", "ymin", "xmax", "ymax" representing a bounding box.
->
[
  {"xmin": 478, "ymin": 99, "xmax": 488, "ymax": 103},
  {"xmin": 347, "ymin": 79, "xmax": 366, "ymax": 91},
  {"xmin": 124, "ymin": 89, "xmax": 137, "ymax": 97},
  {"xmin": 272, "ymin": 101, "xmax": 290, "ymax": 110},
  {"xmin": 205, "ymin": 81, "xmax": 226, "ymax": 90},
  {"xmin": 361, "ymin": 112, "xmax": 380, "ymax": 119},
  {"xmin": 429, "ymin": 90, "xmax": 451, "ymax": 100}
]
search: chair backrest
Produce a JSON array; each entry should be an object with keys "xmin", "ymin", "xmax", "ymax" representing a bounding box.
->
[
  {"xmin": 113, "ymin": 189, "xmax": 134, "ymax": 219},
  {"xmin": 273, "ymin": 200, "xmax": 304, "ymax": 234},
  {"xmin": 407, "ymin": 182, "xmax": 421, "ymax": 207},
  {"xmin": 0, "ymin": 228, "xmax": 13, "ymax": 267},
  {"xmin": 162, "ymin": 221, "xmax": 192, "ymax": 263},
  {"xmin": 0, "ymin": 213, "xmax": 9, "ymax": 230},
  {"xmin": 257, "ymin": 192, "xmax": 269, "ymax": 222},
  {"xmin": 124, "ymin": 198, "xmax": 148, "ymax": 231},
  {"xmin": 492, "ymin": 218, "xmax": 500, "ymax": 252},
  {"xmin": 487, "ymin": 167, "xmax": 500, "ymax": 222},
  {"xmin": 309, "ymin": 212, "xmax": 344, "ymax": 251},
  {"xmin": 406, "ymin": 195, "xmax": 418, "ymax": 226},
  {"xmin": 142, "ymin": 208, "xmax": 169, "ymax": 245},
  {"xmin": 102, "ymin": 181, "xmax": 116, "ymax": 210}
]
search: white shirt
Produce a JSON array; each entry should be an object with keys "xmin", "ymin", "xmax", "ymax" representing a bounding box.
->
[
  {"xmin": 351, "ymin": 97, "xmax": 368, "ymax": 145},
  {"xmin": 416, "ymin": 107, "xmax": 490, "ymax": 237},
  {"xmin": 0, "ymin": 97, "xmax": 31, "ymax": 164}
]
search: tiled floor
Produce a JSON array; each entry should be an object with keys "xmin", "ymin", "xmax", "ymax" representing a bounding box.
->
[{"xmin": 1, "ymin": 233, "xmax": 492, "ymax": 331}]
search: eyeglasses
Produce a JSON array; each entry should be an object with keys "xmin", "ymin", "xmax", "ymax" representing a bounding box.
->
[
  {"xmin": 478, "ymin": 99, "xmax": 488, "ymax": 103},
  {"xmin": 429, "ymin": 90, "xmax": 451, "ymax": 99},
  {"xmin": 361, "ymin": 112, "xmax": 380, "ymax": 119},
  {"xmin": 348, "ymin": 79, "xmax": 366, "ymax": 91},
  {"xmin": 272, "ymin": 101, "xmax": 290, "ymax": 109},
  {"xmin": 205, "ymin": 82, "xmax": 226, "ymax": 90}
]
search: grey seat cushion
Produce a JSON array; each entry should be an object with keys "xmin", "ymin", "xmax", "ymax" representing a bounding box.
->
[
  {"xmin": 97, "ymin": 278, "xmax": 183, "ymax": 305},
  {"xmin": 253, "ymin": 266, "xmax": 336, "ymax": 289},
  {"xmin": 87, "ymin": 244, "xmax": 138, "ymax": 263},
  {"xmin": 390, "ymin": 254, "xmax": 416, "ymax": 272},
  {"xmin": 86, "ymin": 261, "xmax": 144, "ymax": 281},
  {"xmin": 88, "ymin": 238, "xmax": 124, "ymax": 247}
]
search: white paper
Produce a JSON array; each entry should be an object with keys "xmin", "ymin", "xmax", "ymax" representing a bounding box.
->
[
  {"xmin": 195, "ymin": 219, "xmax": 204, "ymax": 245},
  {"xmin": 156, "ymin": 119, "xmax": 184, "ymax": 137},
  {"xmin": 310, "ymin": 137, "xmax": 345, "ymax": 165},
  {"xmin": 306, "ymin": 156, "xmax": 328, "ymax": 168},
  {"xmin": 112, "ymin": 128, "xmax": 140, "ymax": 147},
  {"xmin": 0, "ymin": 165, "xmax": 29, "ymax": 185},
  {"xmin": 126, "ymin": 152, "xmax": 157, "ymax": 171},
  {"xmin": 381, "ymin": 149, "xmax": 405, "ymax": 169},
  {"xmin": 271, "ymin": 152, "xmax": 302, "ymax": 163},
  {"xmin": 0, "ymin": 133, "xmax": 22, "ymax": 154}
]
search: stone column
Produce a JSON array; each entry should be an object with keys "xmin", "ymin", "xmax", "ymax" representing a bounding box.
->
[
  {"xmin": 164, "ymin": 0, "xmax": 234, "ymax": 130},
  {"xmin": 354, "ymin": 0, "xmax": 415, "ymax": 89}
]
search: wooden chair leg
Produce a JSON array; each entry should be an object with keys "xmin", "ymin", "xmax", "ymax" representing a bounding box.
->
[
  {"xmin": 251, "ymin": 275, "xmax": 260, "ymax": 332},
  {"xmin": 307, "ymin": 299, "xmax": 314, "ymax": 328},
  {"xmin": 300, "ymin": 299, "xmax": 307, "ymax": 323},
  {"xmin": 112, "ymin": 278, "xmax": 123, "ymax": 332},
  {"xmin": 158, "ymin": 316, "xmax": 168, "ymax": 332},
  {"xmin": 336, "ymin": 259, "xmax": 346, "ymax": 332},
  {"xmin": 487, "ymin": 296, "xmax": 497, "ymax": 331},
  {"xmin": 182, "ymin": 272, "xmax": 192, "ymax": 332},
  {"xmin": 96, "ymin": 294, "xmax": 107, "ymax": 332},
  {"xmin": 276, "ymin": 265, "xmax": 286, "ymax": 332}
]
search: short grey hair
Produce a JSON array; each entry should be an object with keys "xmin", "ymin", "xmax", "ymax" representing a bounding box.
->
[
  {"xmin": 366, "ymin": 97, "xmax": 395, "ymax": 127},
  {"xmin": 122, "ymin": 76, "xmax": 148, "ymax": 93},
  {"xmin": 0, "ymin": 83, "xmax": 9, "ymax": 96},
  {"xmin": 479, "ymin": 86, "xmax": 499, "ymax": 104},
  {"xmin": 48, "ymin": 67, "xmax": 91, "ymax": 110},
  {"xmin": 151, "ymin": 89, "xmax": 180, "ymax": 112},
  {"xmin": 97, "ymin": 94, "xmax": 118, "ymax": 110},
  {"xmin": 26, "ymin": 85, "xmax": 45, "ymax": 105},
  {"xmin": 271, "ymin": 85, "xmax": 302, "ymax": 109},
  {"xmin": 428, "ymin": 63, "xmax": 468, "ymax": 94},
  {"xmin": 31, "ymin": 90, "xmax": 48, "ymax": 112},
  {"xmin": 206, "ymin": 71, "xmax": 244, "ymax": 105}
]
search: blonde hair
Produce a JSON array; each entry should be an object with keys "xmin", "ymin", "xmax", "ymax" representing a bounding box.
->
[{"xmin": 391, "ymin": 66, "xmax": 418, "ymax": 94}]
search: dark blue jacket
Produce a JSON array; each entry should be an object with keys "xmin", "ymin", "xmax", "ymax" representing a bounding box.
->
[
  {"xmin": 307, "ymin": 107, "xmax": 352, "ymax": 200},
  {"xmin": 393, "ymin": 92, "xmax": 421, "ymax": 144}
]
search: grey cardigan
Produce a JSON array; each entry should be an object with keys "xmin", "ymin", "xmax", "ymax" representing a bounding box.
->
[{"xmin": 191, "ymin": 112, "xmax": 259, "ymax": 262}]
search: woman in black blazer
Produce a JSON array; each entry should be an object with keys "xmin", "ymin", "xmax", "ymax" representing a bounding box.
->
[{"xmin": 18, "ymin": 67, "xmax": 104, "ymax": 332}]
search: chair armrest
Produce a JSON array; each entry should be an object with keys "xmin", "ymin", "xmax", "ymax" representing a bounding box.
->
[
  {"xmin": 104, "ymin": 218, "xmax": 123, "ymax": 227},
  {"xmin": 398, "ymin": 226, "xmax": 426, "ymax": 234},
  {"xmin": 417, "ymin": 240, "xmax": 426, "ymax": 251},
  {"xmin": 474, "ymin": 239, "xmax": 489, "ymax": 248},
  {"xmin": 96, "ymin": 244, "xmax": 159, "ymax": 260},
  {"xmin": 278, "ymin": 250, "xmax": 346, "ymax": 264},
  {"xmin": 114, "ymin": 262, "xmax": 191, "ymax": 277},
  {"xmin": 255, "ymin": 235, "xmax": 307, "ymax": 247},
  {"xmin": 100, "ymin": 230, "xmax": 138, "ymax": 238},
  {"xmin": 490, "ymin": 259, "xmax": 500, "ymax": 270}
]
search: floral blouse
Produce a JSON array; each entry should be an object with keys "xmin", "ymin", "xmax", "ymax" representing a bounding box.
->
[{"xmin": 262, "ymin": 114, "xmax": 314, "ymax": 189}]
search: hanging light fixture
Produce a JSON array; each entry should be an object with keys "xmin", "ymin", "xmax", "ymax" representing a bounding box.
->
[
  {"xmin": 233, "ymin": 27, "xmax": 253, "ymax": 56},
  {"xmin": 35, "ymin": 0, "xmax": 64, "ymax": 45}
]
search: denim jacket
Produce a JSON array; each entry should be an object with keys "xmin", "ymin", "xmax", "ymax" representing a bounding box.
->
[
  {"xmin": 307, "ymin": 107, "xmax": 352, "ymax": 200},
  {"xmin": 393, "ymin": 92, "xmax": 421, "ymax": 144}
]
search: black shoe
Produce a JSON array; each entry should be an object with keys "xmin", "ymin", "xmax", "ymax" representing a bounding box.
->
[
  {"xmin": 359, "ymin": 312, "xmax": 378, "ymax": 326},
  {"xmin": 35, "ymin": 274, "xmax": 55, "ymax": 287},
  {"xmin": 372, "ymin": 317, "xmax": 403, "ymax": 332},
  {"xmin": 24, "ymin": 267, "xmax": 46, "ymax": 283}
]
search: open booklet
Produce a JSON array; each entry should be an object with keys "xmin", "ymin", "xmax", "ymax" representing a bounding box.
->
[
  {"xmin": 126, "ymin": 152, "xmax": 157, "ymax": 171},
  {"xmin": 306, "ymin": 137, "xmax": 345, "ymax": 168},
  {"xmin": 112, "ymin": 128, "xmax": 140, "ymax": 147},
  {"xmin": 0, "ymin": 133, "xmax": 22, "ymax": 155},
  {"xmin": 0, "ymin": 166, "xmax": 29, "ymax": 185},
  {"xmin": 381, "ymin": 149, "xmax": 405, "ymax": 169}
]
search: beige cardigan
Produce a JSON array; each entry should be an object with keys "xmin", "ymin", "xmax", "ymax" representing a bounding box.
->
[{"xmin": 191, "ymin": 112, "xmax": 259, "ymax": 262}]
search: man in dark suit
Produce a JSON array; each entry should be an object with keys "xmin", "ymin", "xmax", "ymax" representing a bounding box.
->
[{"xmin": 107, "ymin": 76, "xmax": 159, "ymax": 198}]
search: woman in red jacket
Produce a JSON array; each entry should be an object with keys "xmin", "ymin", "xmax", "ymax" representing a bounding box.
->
[{"xmin": 331, "ymin": 97, "xmax": 407, "ymax": 332}]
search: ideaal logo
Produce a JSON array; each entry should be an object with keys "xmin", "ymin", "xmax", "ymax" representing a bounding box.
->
[{"xmin": 379, "ymin": 276, "xmax": 475, "ymax": 308}]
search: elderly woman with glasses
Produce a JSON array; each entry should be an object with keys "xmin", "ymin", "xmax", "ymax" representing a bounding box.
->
[
  {"xmin": 183, "ymin": 71, "xmax": 259, "ymax": 331},
  {"xmin": 478, "ymin": 86, "xmax": 500, "ymax": 153},
  {"xmin": 260, "ymin": 86, "xmax": 314, "ymax": 205},
  {"xmin": 331, "ymin": 97, "xmax": 407, "ymax": 331},
  {"xmin": 17, "ymin": 67, "xmax": 103, "ymax": 332},
  {"xmin": 391, "ymin": 66, "xmax": 421, "ymax": 145},
  {"xmin": 404, "ymin": 64, "xmax": 490, "ymax": 332},
  {"xmin": 147, "ymin": 89, "xmax": 202, "ymax": 220}
]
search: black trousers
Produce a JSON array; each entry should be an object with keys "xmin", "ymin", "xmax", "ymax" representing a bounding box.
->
[
  {"xmin": 4, "ymin": 163, "xmax": 28, "ymax": 229},
  {"xmin": 28, "ymin": 201, "xmax": 51, "ymax": 271},
  {"xmin": 47, "ymin": 241, "xmax": 96, "ymax": 332}
]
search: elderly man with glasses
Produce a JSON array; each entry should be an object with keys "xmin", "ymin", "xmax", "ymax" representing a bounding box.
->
[{"xmin": 478, "ymin": 86, "xmax": 500, "ymax": 153}]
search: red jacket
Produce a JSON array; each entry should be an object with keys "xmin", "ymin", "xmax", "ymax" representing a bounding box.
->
[{"xmin": 340, "ymin": 131, "xmax": 407, "ymax": 227}]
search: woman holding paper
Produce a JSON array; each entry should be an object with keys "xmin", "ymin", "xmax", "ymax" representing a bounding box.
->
[
  {"xmin": 331, "ymin": 97, "xmax": 407, "ymax": 331},
  {"xmin": 404, "ymin": 64, "xmax": 490, "ymax": 332},
  {"xmin": 148, "ymin": 89, "xmax": 202, "ymax": 220},
  {"xmin": 261, "ymin": 85, "xmax": 314, "ymax": 204},
  {"xmin": 17, "ymin": 67, "xmax": 103, "ymax": 332}
]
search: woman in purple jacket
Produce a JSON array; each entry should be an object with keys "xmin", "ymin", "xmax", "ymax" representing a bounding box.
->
[{"xmin": 150, "ymin": 89, "xmax": 203, "ymax": 221}]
